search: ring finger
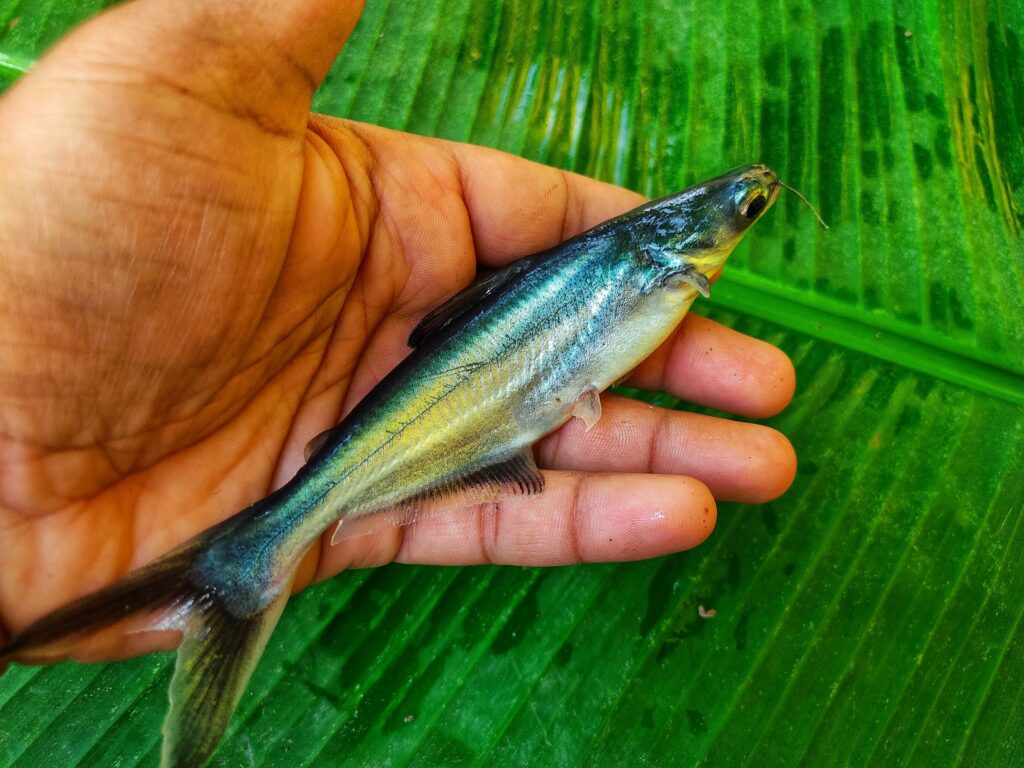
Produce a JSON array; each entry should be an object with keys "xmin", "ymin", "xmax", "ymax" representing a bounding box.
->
[{"xmin": 537, "ymin": 393, "xmax": 797, "ymax": 504}]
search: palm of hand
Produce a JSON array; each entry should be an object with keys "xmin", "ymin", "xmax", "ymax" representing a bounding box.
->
[{"xmin": 0, "ymin": 1, "xmax": 795, "ymax": 664}]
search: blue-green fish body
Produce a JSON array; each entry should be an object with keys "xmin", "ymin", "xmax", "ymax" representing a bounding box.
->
[{"xmin": 2, "ymin": 164, "xmax": 780, "ymax": 767}]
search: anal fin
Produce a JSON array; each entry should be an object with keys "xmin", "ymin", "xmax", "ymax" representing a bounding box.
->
[
  {"xmin": 455, "ymin": 448, "xmax": 545, "ymax": 495},
  {"xmin": 331, "ymin": 448, "xmax": 544, "ymax": 545}
]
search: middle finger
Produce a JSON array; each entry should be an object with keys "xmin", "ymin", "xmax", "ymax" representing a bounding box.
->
[
  {"xmin": 537, "ymin": 393, "xmax": 796, "ymax": 504},
  {"xmin": 626, "ymin": 314, "xmax": 796, "ymax": 418}
]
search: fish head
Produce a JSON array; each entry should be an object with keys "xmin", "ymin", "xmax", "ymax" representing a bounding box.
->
[{"xmin": 630, "ymin": 164, "xmax": 780, "ymax": 287}]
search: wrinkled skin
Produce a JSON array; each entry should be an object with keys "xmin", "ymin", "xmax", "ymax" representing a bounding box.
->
[{"xmin": 0, "ymin": 0, "xmax": 796, "ymax": 668}]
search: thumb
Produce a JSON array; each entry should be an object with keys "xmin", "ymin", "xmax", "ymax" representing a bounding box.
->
[{"xmin": 26, "ymin": 0, "xmax": 365, "ymax": 135}]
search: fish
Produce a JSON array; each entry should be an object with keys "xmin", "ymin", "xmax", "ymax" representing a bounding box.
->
[{"xmin": 0, "ymin": 163, "xmax": 780, "ymax": 766}]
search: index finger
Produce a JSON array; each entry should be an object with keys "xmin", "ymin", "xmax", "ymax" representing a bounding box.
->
[
  {"xmin": 627, "ymin": 314, "xmax": 797, "ymax": 418},
  {"xmin": 441, "ymin": 140, "xmax": 646, "ymax": 266}
]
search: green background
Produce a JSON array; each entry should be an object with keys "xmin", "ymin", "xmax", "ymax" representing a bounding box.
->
[{"xmin": 2, "ymin": 0, "xmax": 1023, "ymax": 765}]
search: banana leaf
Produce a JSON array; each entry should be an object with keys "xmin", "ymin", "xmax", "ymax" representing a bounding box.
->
[{"xmin": 1, "ymin": 0, "xmax": 1022, "ymax": 765}]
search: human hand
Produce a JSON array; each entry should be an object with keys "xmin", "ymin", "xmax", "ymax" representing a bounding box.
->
[{"xmin": 0, "ymin": 0, "xmax": 795, "ymax": 666}]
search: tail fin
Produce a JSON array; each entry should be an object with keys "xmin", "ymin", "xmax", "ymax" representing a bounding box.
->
[
  {"xmin": 0, "ymin": 536, "xmax": 290, "ymax": 768},
  {"xmin": 162, "ymin": 587, "xmax": 288, "ymax": 767},
  {"xmin": 0, "ymin": 545, "xmax": 200, "ymax": 661}
]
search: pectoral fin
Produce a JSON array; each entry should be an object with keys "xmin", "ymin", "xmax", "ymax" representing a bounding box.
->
[
  {"xmin": 666, "ymin": 267, "xmax": 711, "ymax": 298},
  {"xmin": 161, "ymin": 588, "xmax": 289, "ymax": 768},
  {"xmin": 572, "ymin": 387, "xmax": 602, "ymax": 431},
  {"xmin": 331, "ymin": 448, "xmax": 544, "ymax": 545}
]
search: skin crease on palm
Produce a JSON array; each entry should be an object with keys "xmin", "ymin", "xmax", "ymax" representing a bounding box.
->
[{"xmin": 0, "ymin": 0, "xmax": 797, "ymax": 672}]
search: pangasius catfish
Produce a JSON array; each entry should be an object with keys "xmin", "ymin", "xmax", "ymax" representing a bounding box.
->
[{"xmin": 1, "ymin": 164, "xmax": 781, "ymax": 766}]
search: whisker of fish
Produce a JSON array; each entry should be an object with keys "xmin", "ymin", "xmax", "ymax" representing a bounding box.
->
[{"xmin": 778, "ymin": 179, "xmax": 829, "ymax": 229}]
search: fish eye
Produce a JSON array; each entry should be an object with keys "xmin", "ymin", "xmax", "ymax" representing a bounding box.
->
[{"xmin": 744, "ymin": 194, "xmax": 767, "ymax": 219}]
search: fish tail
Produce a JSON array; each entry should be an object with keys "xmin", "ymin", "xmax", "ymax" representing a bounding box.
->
[
  {"xmin": 161, "ymin": 583, "xmax": 289, "ymax": 768},
  {"xmin": 0, "ymin": 543, "xmax": 202, "ymax": 663},
  {"xmin": 0, "ymin": 521, "xmax": 292, "ymax": 768}
]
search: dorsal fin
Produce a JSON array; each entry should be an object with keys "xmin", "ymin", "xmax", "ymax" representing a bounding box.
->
[
  {"xmin": 330, "ymin": 447, "xmax": 544, "ymax": 545},
  {"xmin": 408, "ymin": 256, "xmax": 542, "ymax": 348}
]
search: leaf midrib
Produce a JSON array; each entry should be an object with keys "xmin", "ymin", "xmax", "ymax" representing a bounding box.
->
[{"xmin": 710, "ymin": 269, "xmax": 1024, "ymax": 406}]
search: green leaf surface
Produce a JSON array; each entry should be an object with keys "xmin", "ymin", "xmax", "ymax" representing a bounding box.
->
[{"xmin": 1, "ymin": 1, "xmax": 1022, "ymax": 766}]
